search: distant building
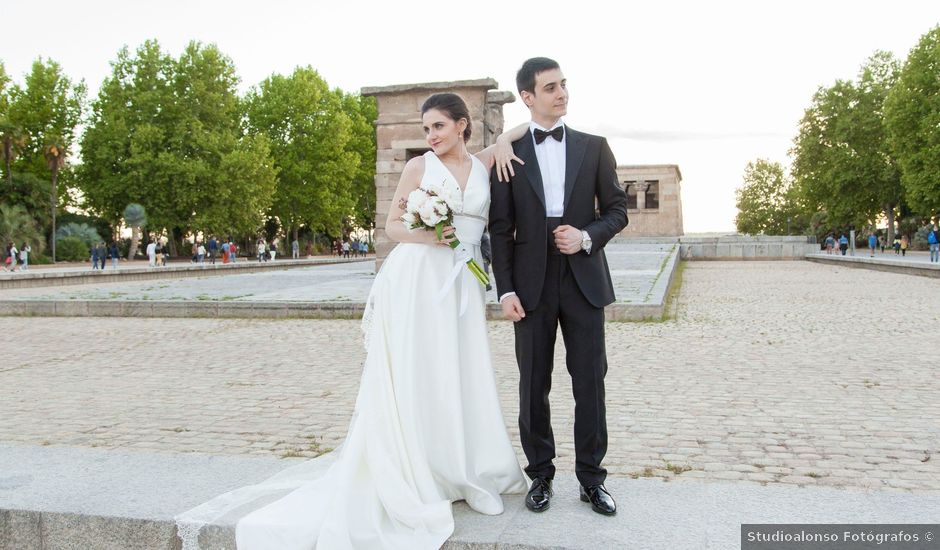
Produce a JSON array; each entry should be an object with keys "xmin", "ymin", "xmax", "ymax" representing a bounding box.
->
[{"xmin": 617, "ymin": 165, "xmax": 684, "ymax": 237}]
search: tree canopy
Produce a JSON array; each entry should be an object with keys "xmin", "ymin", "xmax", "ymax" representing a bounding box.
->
[
  {"xmin": 885, "ymin": 25, "xmax": 940, "ymax": 219},
  {"xmin": 790, "ymin": 52, "xmax": 903, "ymax": 233}
]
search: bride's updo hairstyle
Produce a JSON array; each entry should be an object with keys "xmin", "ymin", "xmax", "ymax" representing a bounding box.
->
[{"xmin": 421, "ymin": 93, "xmax": 471, "ymax": 143}]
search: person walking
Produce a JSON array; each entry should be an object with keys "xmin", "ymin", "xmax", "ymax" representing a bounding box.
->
[
  {"xmin": 110, "ymin": 242, "xmax": 120, "ymax": 269},
  {"xmin": 928, "ymin": 225, "xmax": 939, "ymax": 263},
  {"xmin": 19, "ymin": 242, "xmax": 30, "ymax": 270},
  {"xmin": 868, "ymin": 232, "xmax": 878, "ymax": 257},
  {"xmin": 838, "ymin": 234, "xmax": 848, "ymax": 256},
  {"xmin": 7, "ymin": 243, "xmax": 18, "ymax": 272},
  {"xmin": 900, "ymin": 234, "xmax": 909, "ymax": 257},
  {"xmin": 197, "ymin": 242, "xmax": 206, "ymax": 265},
  {"xmin": 146, "ymin": 241, "xmax": 157, "ymax": 267},
  {"xmin": 292, "ymin": 238, "xmax": 300, "ymax": 259},
  {"xmin": 208, "ymin": 236, "xmax": 218, "ymax": 265},
  {"xmin": 91, "ymin": 242, "xmax": 100, "ymax": 270}
]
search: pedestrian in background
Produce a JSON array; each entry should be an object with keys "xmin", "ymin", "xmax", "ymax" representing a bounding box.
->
[
  {"xmin": 928, "ymin": 225, "xmax": 939, "ymax": 263},
  {"xmin": 110, "ymin": 242, "xmax": 119, "ymax": 269},
  {"xmin": 19, "ymin": 242, "xmax": 30, "ymax": 270}
]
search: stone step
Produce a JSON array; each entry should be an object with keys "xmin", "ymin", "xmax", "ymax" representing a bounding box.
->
[{"xmin": 2, "ymin": 443, "xmax": 938, "ymax": 550}]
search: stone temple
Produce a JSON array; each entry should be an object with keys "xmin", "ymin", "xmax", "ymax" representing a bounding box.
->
[{"xmin": 362, "ymin": 79, "xmax": 684, "ymax": 264}]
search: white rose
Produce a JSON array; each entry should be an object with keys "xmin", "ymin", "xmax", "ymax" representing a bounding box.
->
[
  {"xmin": 431, "ymin": 196, "xmax": 450, "ymax": 218},
  {"xmin": 406, "ymin": 189, "xmax": 427, "ymax": 212},
  {"xmin": 400, "ymin": 212, "xmax": 418, "ymax": 231},
  {"xmin": 418, "ymin": 201, "xmax": 443, "ymax": 226}
]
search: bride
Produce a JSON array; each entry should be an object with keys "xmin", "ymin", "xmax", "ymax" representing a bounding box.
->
[{"xmin": 177, "ymin": 93, "xmax": 531, "ymax": 550}]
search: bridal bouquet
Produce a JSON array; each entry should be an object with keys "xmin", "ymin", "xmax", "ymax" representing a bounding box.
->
[{"xmin": 400, "ymin": 179, "xmax": 489, "ymax": 286}]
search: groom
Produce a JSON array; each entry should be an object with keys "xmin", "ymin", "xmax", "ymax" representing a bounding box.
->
[{"xmin": 489, "ymin": 57, "xmax": 628, "ymax": 516}]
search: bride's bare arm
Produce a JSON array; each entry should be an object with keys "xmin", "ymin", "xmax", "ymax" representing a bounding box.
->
[
  {"xmin": 384, "ymin": 157, "xmax": 453, "ymax": 245},
  {"xmin": 474, "ymin": 122, "xmax": 530, "ymax": 182}
]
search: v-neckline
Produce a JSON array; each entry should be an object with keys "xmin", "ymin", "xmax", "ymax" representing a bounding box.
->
[{"xmin": 432, "ymin": 152, "xmax": 475, "ymax": 197}]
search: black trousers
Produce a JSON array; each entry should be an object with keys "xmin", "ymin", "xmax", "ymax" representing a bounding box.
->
[{"xmin": 513, "ymin": 218, "xmax": 608, "ymax": 487}]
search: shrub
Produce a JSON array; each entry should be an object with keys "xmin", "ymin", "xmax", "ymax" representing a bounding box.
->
[
  {"xmin": 56, "ymin": 223, "xmax": 102, "ymax": 248},
  {"xmin": 56, "ymin": 236, "xmax": 90, "ymax": 262}
]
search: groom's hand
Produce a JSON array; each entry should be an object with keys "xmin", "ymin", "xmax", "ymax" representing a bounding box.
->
[
  {"xmin": 553, "ymin": 225, "xmax": 583, "ymax": 255},
  {"xmin": 501, "ymin": 295, "xmax": 526, "ymax": 322}
]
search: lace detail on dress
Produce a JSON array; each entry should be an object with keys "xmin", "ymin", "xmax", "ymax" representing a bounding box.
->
[
  {"xmin": 360, "ymin": 263, "xmax": 385, "ymax": 351},
  {"xmin": 176, "ymin": 519, "xmax": 203, "ymax": 550}
]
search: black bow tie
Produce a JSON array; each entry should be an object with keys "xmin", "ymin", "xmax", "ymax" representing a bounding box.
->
[{"xmin": 533, "ymin": 126, "xmax": 564, "ymax": 144}]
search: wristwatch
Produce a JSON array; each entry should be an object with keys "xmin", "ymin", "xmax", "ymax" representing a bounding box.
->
[{"xmin": 580, "ymin": 230, "xmax": 592, "ymax": 254}]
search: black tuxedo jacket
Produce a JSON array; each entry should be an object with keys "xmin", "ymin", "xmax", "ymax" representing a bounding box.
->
[{"xmin": 489, "ymin": 126, "xmax": 628, "ymax": 311}]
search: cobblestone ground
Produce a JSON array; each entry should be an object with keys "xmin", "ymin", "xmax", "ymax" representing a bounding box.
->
[{"xmin": 2, "ymin": 261, "xmax": 938, "ymax": 492}]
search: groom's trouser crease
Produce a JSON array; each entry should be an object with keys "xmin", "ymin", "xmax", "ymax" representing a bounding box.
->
[{"xmin": 514, "ymin": 223, "xmax": 608, "ymax": 487}]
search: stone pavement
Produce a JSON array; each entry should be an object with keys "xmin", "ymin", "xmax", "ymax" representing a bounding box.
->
[{"xmin": 2, "ymin": 260, "xmax": 938, "ymax": 493}]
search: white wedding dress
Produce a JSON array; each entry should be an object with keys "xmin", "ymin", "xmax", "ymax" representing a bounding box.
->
[{"xmin": 176, "ymin": 151, "xmax": 527, "ymax": 550}]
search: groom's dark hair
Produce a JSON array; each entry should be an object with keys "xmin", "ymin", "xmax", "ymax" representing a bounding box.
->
[{"xmin": 516, "ymin": 57, "xmax": 560, "ymax": 95}]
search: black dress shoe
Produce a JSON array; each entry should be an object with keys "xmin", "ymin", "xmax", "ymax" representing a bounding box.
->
[
  {"xmin": 525, "ymin": 477, "xmax": 553, "ymax": 512},
  {"xmin": 580, "ymin": 484, "xmax": 616, "ymax": 515}
]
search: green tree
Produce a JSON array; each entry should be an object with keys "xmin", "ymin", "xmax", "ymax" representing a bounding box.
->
[
  {"xmin": 0, "ymin": 203, "xmax": 44, "ymax": 255},
  {"xmin": 343, "ymin": 93, "xmax": 378, "ymax": 236},
  {"xmin": 735, "ymin": 159, "xmax": 799, "ymax": 234},
  {"xmin": 78, "ymin": 41, "xmax": 175, "ymax": 225},
  {"xmin": 885, "ymin": 26, "xmax": 940, "ymax": 220},
  {"xmin": 791, "ymin": 52, "xmax": 903, "ymax": 240},
  {"xmin": 6, "ymin": 57, "xmax": 84, "ymax": 187},
  {"xmin": 0, "ymin": 61, "xmax": 26, "ymax": 188},
  {"xmin": 44, "ymin": 136, "xmax": 67, "ymax": 261},
  {"xmin": 78, "ymin": 41, "xmax": 276, "ymax": 252},
  {"xmin": 2, "ymin": 172, "xmax": 49, "ymax": 228},
  {"xmin": 245, "ymin": 66, "xmax": 358, "ymax": 241}
]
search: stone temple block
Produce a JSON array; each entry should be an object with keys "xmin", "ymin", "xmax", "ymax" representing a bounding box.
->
[
  {"xmin": 617, "ymin": 165, "xmax": 684, "ymax": 237},
  {"xmin": 361, "ymin": 79, "xmax": 514, "ymax": 267}
]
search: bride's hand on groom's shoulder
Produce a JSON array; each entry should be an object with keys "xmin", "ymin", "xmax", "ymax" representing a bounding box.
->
[{"xmin": 494, "ymin": 137, "xmax": 523, "ymax": 183}]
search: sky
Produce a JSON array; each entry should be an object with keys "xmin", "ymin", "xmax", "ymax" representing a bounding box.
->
[{"xmin": 4, "ymin": 0, "xmax": 938, "ymax": 233}]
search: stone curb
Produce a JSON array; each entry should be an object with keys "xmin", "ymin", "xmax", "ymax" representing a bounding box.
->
[
  {"xmin": 0, "ymin": 299, "xmax": 664, "ymax": 322},
  {"xmin": 806, "ymin": 254, "xmax": 940, "ymax": 279},
  {"xmin": 0, "ymin": 258, "xmax": 372, "ymax": 290}
]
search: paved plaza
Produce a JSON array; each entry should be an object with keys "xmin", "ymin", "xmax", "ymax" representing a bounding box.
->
[{"xmin": 1, "ymin": 260, "xmax": 939, "ymax": 495}]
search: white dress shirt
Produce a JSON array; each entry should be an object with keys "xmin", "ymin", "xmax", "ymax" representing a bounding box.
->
[{"xmin": 531, "ymin": 120, "xmax": 567, "ymax": 217}]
